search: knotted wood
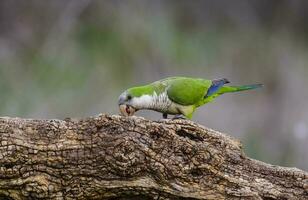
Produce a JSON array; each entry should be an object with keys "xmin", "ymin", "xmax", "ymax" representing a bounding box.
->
[{"xmin": 0, "ymin": 114, "xmax": 307, "ymax": 199}]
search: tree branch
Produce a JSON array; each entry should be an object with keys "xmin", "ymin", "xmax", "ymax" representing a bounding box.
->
[{"xmin": 0, "ymin": 114, "xmax": 307, "ymax": 199}]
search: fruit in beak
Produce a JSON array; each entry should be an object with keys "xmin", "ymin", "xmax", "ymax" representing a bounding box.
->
[{"xmin": 119, "ymin": 104, "xmax": 136, "ymax": 116}]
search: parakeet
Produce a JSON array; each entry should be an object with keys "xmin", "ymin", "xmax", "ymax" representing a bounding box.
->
[{"xmin": 118, "ymin": 77, "xmax": 262, "ymax": 119}]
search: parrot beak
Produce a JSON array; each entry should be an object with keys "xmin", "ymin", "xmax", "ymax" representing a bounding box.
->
[{"xmin": 119, "ymin": 104, "xmax": 136, "ymax": 116}]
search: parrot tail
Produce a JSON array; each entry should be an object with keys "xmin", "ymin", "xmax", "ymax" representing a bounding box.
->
[{"xmin": 219, "ymin": 84, "xmax": 263, "ymax": 94}]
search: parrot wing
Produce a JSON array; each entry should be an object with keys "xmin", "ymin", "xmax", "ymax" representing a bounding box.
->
[
  {"xmin": 166, "ymin": 78, "xmax": 211, "ymax": 106},
  {"xmin": 205, "ymin": 78, "xmax": 230, "ymax": 98}
]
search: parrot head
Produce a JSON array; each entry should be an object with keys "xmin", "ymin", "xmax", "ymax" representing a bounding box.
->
[
  {"xmin": 118, "ymin": 90, "xmax": 137, "ymax": 116},
  {"xmin": 118, "ymin": 85, "xmax": 155, "ymax": 116}
]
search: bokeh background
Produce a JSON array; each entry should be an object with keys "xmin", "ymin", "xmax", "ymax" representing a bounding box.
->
[{"xmin": 0, "ymin": 0, "xmax": 308, "ymax": 170}]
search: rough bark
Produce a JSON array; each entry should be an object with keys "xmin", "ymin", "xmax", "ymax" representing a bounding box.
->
[{"xmin": 0, "ymin": 114, "xmax": 307, "ymax": 200}]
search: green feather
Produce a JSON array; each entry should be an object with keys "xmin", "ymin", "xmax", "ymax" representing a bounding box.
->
[
  {"xmin": 166, "ymin": 77, "xmax": 211, "ymax": 105},
  {"xmin": 127, "ymin": 85, "xmax": 155, "ymax": 97},
  {"xmin": 202, "ymin": 84, "xmax": 263, "ymax": 105},
  {"xmin": 218, "ymin": 84, "xmax": 263, "ymax": 94}
]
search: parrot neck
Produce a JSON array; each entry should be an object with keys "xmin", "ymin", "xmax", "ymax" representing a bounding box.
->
[{"xmin": 132, "ymin": 91, "xmax": 171, "ymax": 111}]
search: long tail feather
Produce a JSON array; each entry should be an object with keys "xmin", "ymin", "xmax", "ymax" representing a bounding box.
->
[{"xmin": 219, "ymin": 84, "xmax": 263, "ymax": 94}]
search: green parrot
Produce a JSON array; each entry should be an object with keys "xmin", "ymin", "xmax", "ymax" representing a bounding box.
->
[{"xmin": 118, "ymin": 77, "xmax": 262, "ymax": 119}]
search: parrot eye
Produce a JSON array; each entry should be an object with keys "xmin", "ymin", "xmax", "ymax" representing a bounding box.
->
[{"xmin": 127, "ymin": 95, "xmax": 132, "ymax": 100}]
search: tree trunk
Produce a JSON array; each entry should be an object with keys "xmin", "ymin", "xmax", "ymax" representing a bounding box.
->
[{"xmin": 0, "ymin": 114, "xmax": 307, "ymax": 200}]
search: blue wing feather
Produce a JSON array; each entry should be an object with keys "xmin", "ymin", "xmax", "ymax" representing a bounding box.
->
[{"xmin": 205, "ymin": 78, "xmax": 230, "ymax": 98}]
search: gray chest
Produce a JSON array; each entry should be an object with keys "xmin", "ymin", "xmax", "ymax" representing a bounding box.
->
[
  {"xmin": 133, "ymin": 92, "xmax": 187, "ymax": 115},
  {"xmin": 151, "ymin": 92, "xmax": 172, "ymax": 112}
]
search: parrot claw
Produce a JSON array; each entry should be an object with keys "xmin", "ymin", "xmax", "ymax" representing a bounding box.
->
[{"xmin": 172, "ymin": 115, "xmax": 187, "ymax": 120}]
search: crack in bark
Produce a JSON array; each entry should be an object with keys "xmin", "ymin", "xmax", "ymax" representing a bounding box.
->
[{"xmin": 0, "ymin": 114, "xmax": 307, "ymax": 200}]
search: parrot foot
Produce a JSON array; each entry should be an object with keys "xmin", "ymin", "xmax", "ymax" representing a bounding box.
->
[
  {"xmin": 162, "ymin": 113, "xmax": 168, "ymax": 119},
  {"xmin": 163, "ymin": 113, "xmax": 168, "ymax": 119},
  {"xmin": 172, "ymin": 114, "xmax": 187, "ymax": 120}
]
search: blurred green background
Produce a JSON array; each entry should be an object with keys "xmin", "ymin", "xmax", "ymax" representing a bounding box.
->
[{"xmin": 0, "ymin": 0, "xmax": 307, "ymax": 170}]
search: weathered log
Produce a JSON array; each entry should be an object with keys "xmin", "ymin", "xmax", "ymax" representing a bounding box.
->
[{"xmin": 0, "ymin": 114, "xmax": 307, "ymax": 200}]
